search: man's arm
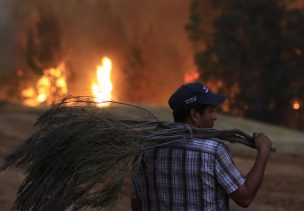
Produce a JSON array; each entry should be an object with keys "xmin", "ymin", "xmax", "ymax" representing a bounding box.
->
[{"xmin": 230, "ymin": 133, "xmax": 272, "ymax": 208}]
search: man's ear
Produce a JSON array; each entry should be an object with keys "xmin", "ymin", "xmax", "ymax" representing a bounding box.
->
[{"xmin": 189, "ymin": 108, "xmax": 201, "ymax": 127}]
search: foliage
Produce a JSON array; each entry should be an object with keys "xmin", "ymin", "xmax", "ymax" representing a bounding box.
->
[
  {"xmin": 185, "ymin": 0, "xmax": 226, "ymax": 51},
  {"xmin": 186, "ymin": 0, "xmax": 304, "ymax": 128}
]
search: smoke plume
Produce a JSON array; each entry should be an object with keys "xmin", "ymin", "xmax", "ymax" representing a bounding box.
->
[{"xmin": 0, "ymin": 0, "xmax": 194, "ymax": 104}]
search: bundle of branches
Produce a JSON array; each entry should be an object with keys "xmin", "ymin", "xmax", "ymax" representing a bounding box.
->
[{"xmin": 0, "ymin": 96, "xmax": 275, "ymax": 211}]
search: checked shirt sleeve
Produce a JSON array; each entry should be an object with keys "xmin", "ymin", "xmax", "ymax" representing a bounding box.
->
[{"xmin": 215, "ymin": 144, "xmax": 245, "ymax": 194}]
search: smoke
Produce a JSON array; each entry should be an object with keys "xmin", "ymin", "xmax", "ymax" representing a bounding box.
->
[
  {"xmin": 0, "ymin": 0, "xmax": 17, "ymax": 73},
  {"xmin": 0, "ymin": 0, "xmax": 194, "ymax": 104}
]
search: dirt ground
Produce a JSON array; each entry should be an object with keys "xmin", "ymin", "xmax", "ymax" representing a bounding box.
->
[{"xmin": 0, "ymin": 104, "xmax": 303, "ymax": 211}]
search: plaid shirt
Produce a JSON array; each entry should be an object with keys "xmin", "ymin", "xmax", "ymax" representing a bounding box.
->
[{"xmin": 132, "ymin": 138, "xmax": 245, "ymax": 211}]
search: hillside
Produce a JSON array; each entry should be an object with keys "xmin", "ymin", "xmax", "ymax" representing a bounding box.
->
[{"xmin": 0, "ymin": 104, "xmax": 303, "ymax": 211}]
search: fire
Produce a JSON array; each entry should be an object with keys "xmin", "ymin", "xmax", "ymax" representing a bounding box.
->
[
  {"xmin": 292, "ymin": 99, "xmax": 301, "ymax": 110},
  {"xmin": 21, "ymin": 63, "xmax": 68, "ymax": 107},
  {"xmin": 92, "ymin": 57, "xmax": 113, "ymax": 106},
  {"xmin": 184, "ymin": 71, "xmax": 200, "ymax": 83}
]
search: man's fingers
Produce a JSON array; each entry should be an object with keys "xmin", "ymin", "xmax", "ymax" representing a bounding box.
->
[
  {"xmin": 257, "ymin": 133, "xmax": 267, "ymax": 138},
  {"xmin": 253, "ymin": 132, "xmax": 264, "ymax": 137}
]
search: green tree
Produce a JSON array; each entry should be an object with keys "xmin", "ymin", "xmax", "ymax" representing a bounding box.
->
[
  {"xmin": 185, "ymin": 0, "xmax": 225, "ymax": 51},
  {"xmin": 187, "ymin": 0, "xmax": 304, "ymax": 128},
  {"xmin": 283, "ymin": 9, "xmax": 304, "ymax": 128}
]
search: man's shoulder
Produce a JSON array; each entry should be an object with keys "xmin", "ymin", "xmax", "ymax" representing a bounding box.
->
[{"xmin": 171, "ymin": 138, "xmax": 230, "ymax": 155}]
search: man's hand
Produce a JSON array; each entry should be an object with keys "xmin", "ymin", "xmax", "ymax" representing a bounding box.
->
[{"xmin": 253, "ymin": 132, "xmax": 273, "ymax": 154}]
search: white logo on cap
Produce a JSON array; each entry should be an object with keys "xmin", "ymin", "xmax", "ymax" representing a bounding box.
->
[
  {"xmin": 185, "ymin": 96, "xmax": 197, "ymax": 104},
  {"xmin": 203, "ymin": 86, "xmax": 209, "ymax": 93}
]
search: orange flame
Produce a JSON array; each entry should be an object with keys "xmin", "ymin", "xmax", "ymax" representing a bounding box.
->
[
  {"xmin": 184, "ymin": 71, "xmax": 200, "ymax": 83},
  {"xmin": 292, "ymin": 99, "xmax": 301, "ymax": 110},
  {"xmin": 92, "ymin": 57, "xmax": 113, "ymax": 106},
  {"xmin": 21, "ymin": 63, "xmax": 68, "ymax": 107}
]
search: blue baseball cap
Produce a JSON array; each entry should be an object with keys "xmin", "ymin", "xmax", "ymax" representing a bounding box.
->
[{"xmin": 168, "ymin": 82, "xmax": 226, "ymax": 111}]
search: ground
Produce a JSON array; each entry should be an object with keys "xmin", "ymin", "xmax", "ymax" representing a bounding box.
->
[{"xmin": 0, "ymin": 103, "xmax": 303, "ymax": 211}]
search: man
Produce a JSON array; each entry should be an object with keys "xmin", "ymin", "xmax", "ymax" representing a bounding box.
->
[{"xmin": 132, "ymin": 82, "xmax": 272, "ymax": 210}]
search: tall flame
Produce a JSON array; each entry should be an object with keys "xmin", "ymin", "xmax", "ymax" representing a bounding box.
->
[
  {"xmin": 21, "ymin": 63, "xmax": 68, "ymax": 107},
  {"xmin": 92, "ymin": 57, "xmax": 113, "ymax": 106}
]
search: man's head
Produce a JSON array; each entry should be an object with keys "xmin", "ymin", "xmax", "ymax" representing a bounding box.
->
[{"xmin": 168, "ymin": 83, "xmax": 226, "ymax": 128}]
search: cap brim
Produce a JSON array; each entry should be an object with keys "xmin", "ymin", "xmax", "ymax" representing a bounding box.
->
[{"xmin": 200, "ymin": 93, "xmax": 226, "ymax": 105}]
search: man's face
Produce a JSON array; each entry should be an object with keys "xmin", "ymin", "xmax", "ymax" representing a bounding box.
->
[{"xmin": 197, "ymin": 106, "xmax": 217, "ymax": 128}]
